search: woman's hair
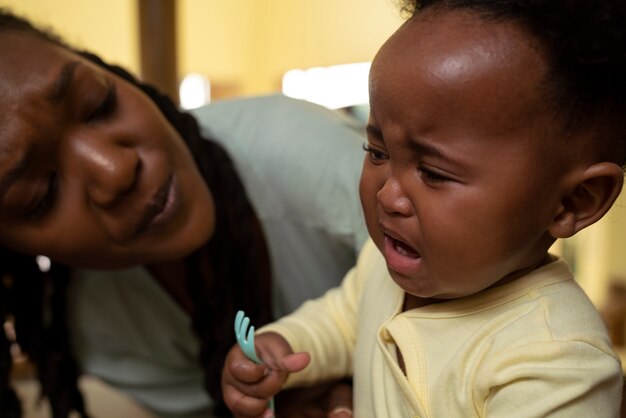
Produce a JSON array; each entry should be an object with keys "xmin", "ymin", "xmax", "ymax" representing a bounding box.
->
[
  {"xmin": 398, "ymin": 0, "xmax": 626, "ymax": 167},
  {"xmin": 0, "ymin": 9, "xmax": 272, "ymax": 417}
]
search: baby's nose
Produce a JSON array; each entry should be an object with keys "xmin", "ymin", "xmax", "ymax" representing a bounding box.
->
[{"xmin": 377, "ymin": 176, "xmax": 413, "ymax": 216}]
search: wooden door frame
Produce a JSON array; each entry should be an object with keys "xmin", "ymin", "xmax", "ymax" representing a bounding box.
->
[{"xmin": 138, "ymin": 0, "xmax": 178, "ymax": 103}]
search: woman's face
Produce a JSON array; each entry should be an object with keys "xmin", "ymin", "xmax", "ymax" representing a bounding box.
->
[{"xmin": 0, "ymin": 33, "xmax": 216, "ymax": 269}]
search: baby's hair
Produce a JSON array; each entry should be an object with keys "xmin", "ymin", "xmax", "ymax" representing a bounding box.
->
[
  {"xmin": 398, "ymin": 0, "xmax": 626, "ymax": 167},
  {"xmin": 0, "ymin": 8, "xmax": 272, "ymax": 417}
]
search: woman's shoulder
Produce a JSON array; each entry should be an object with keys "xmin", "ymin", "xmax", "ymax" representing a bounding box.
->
[
  {"xmin": 190, "ymin": 94, "xmax": 358, "ymax": 124},
  {"xmin": 188, "ymin": 94, "xmax": 365, "ymax": 150},
  {"xmin": 187, "ymin": 94, "xmax": 367, "ymax": 221}
]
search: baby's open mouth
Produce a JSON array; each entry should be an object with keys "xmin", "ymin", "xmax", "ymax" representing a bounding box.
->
[
  {"xmin": 389, "ymin": 235, "xmax": 420, "ymax": 259},
  {"xmin": 383, "ymin": 234, "xmax": 422, "ymax": 276}
]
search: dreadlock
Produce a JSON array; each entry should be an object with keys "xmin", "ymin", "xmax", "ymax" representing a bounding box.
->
[{"xmin": 0, "ymin": 8, "xmax": 272, "ymax": 418}]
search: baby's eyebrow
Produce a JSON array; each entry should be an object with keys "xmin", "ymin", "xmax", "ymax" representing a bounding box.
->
[
  {"xmin": 366, "ymin": 124, "xmax": 383, "ymax": 140},
  {"xmin": 409, "ymin": 140, "xmax": 470, "ymax": 171},
  {"xmin": 366, "ymin": 124, "xmax": 467, "ymax": 168},
  {"xmin": 47, "ymin": 60, "xmax": 80, "ymax": 103},
  {"xmin": 410, "ymin": 141, "xmax": 443, "ymax": 160}
]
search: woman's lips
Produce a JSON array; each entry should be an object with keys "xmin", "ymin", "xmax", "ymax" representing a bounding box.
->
[
  {"xmin": 134, "ymin": 174, "xmax": 180, "ymax": 236},
  {"xmin": 383, "ymin": 234, "xmax": 422, "ymax": 275}
]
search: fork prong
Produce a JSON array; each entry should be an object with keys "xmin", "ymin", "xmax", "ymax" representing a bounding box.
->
[
  {"xmin": 235, "ymin": 310, "xmax": 244, "ymax": 336},
  {"xmin": 247, "ymin": 325, "xmax": 256, "ymax": 344},
  {"xmin": 241, "ymin": 316, "xmax": 251, "ymax": 341},
  {"xmin": 244, "ymin": 325, "xmax": 261, "ymax": 363}
]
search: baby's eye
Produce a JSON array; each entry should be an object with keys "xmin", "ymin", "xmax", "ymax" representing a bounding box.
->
[
  {"xmin": 362, "ymin": 142, "xmax": 388, "ymax": 162},
  {"xmin": 419, "ymin": 166, "xmax": 450, "ymax": 184}
]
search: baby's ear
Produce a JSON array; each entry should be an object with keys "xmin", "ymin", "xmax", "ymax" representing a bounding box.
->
[{"xmin": 549, "ymin": 162, "xmax": 624, "ymax": 238}]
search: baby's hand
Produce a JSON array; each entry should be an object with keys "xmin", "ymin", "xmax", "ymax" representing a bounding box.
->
[{"xmin": 222, "ymin": 331, "xmax": 310, "ymax": 418}]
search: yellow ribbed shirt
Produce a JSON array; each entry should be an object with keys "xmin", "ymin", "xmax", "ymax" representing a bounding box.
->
[{"xmin": 261, "ymin": 239, "xmax": 622, "ymax": 417}]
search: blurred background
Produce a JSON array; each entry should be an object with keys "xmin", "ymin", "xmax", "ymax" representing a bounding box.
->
[
  {"xmin": 2, "ymin": 0, "xmax": 405, "ymax": 108},
  {"xmin": 2, "ymin": 0, "xmax": 626, "ymax": 415}
]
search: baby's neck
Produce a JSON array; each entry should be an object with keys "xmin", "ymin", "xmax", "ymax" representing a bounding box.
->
[
  {"xmin": 403, "ymin": 295, "xmax": 443, "ymax": 310},
  {"xmin": 402, "ymin": 253, "xmax": 556, "ymax": 311}
]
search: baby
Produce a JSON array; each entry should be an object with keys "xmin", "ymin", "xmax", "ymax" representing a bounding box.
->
[{"xmin": 222, "ymin": 1, "xmax": 626, "ymax": 416}]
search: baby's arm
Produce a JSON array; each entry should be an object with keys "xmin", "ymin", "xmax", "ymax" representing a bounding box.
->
[{"xmin": 221, "ymin": 332, "xmax": 310, "ymax": 418}]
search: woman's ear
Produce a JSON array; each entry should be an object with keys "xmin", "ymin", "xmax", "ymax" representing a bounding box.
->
[{"xmin": 549, "ymin": 162, "xmax": 624, "ymax": 238}]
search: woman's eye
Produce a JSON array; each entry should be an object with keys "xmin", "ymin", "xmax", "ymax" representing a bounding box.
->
[
  {"xmin": 87, "ymin": 83, "xmax": 117, "ymax": 122},
  {"xmin": 26, "ymin": 174, "xmax": 58, "ymax": 219},
  {"xmin": 419, "ymin": 166, "xmax": 450, "ymax": 184},
  {"xmin": 362, "ymin": 142, "xmax": 388, "ymax": 162}
]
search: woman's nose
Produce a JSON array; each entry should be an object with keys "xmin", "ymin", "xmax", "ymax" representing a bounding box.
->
[
  {"xmin": 69, "ymin": 135, "xmax": 140, "ymax": 208},
  {"xmin": 377, "ymin": 176, "xmax": 413, "ymax": 216}
]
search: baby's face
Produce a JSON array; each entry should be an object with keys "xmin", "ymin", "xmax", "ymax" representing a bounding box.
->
[
  {"xmin": 361, "ymin": 9, "xmax": 576, "ymax": 301},
  {"xmin": 0, "ymin": 33, "xmax": 216, "ymax": 268}
]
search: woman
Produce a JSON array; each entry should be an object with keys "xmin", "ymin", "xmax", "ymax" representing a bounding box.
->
[{"xmin": 0, "ymin": 9, "xmax": 365, "ymax": 418}]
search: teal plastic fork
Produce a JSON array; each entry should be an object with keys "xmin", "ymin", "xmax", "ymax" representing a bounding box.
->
[{"xmin": 234, "ymin": 310, "xmax": 275, "ymax": 414}]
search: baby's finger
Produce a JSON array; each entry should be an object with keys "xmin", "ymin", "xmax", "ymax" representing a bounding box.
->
[
  {"xmin": 281, "ymin": 351, "xmax": 310, "ymax": 373},
  {"xmin": 328, "ymin": 406, "xmax": 353, "ymax": 418},
  {"xmin": 223, "ymin": 383, "xmax": 273, "ymax": 418},
  {"xmin": 229, "ymin": 355, "xmax": 268, "ymax": 383},
  {"xmin": 224, "ymin": 363, "xmax": 282, "ymax": 399},
  {"xmin": 327, "ymin": 381, "xmax": 353, "ymax": 418}
]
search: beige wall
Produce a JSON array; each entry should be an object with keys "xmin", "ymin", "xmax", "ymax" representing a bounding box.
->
[
  {"xmin": 574, "ymin": 192, "xmax": 626, "ymax": 306},
  {"xmin": 177, "ymin": 0, "xmax": 404, "ymax": 97},
  {"xmin": 0, "ymin": 0, "xmax": 402, "ymax": 95},
  {"xmin": 3, "ymin": 0, "xmax": 402, "ymax": 96},
  {"xmin": 1, "ymin": 0, "xmax": 139, "ymax": 72}
]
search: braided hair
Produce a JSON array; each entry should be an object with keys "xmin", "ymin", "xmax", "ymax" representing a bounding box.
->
[
  {"xmin": 397, "ymin": 0, "xmax": 626, "ymax": 168},
  {"xmin": 0, "ymin": 9, "xmax": 272, "ymax": 418}
]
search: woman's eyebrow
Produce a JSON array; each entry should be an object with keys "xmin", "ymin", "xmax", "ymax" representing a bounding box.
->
[{"xmin": 47, "ymin": 60, "xmax": 80, "ymax": 103}]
